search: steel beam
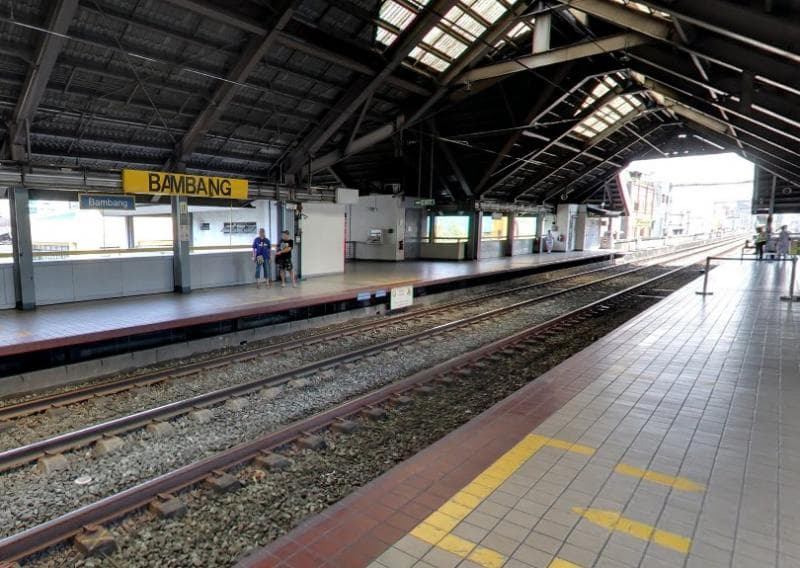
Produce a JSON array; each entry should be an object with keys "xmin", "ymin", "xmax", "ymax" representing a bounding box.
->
[
  {"xmin": 555, "ymin": 123, "xmax": 675, "ymax": 200},
  {"xmin": 635, "ymin": 0, "xmax": 800, "ymax": 63},
  {"xmin": 459, "ymin": 33, "xmax": 650, "ymax": 83},
  {"xmin": 649, "ymin": 85, "xmax": 800, "ymax": 181},
  {"xmin": 161, "ymin": 0, "xmax": 430, "ymax": 96},
  {"xmin": 167, "ymin": 1, "xmax": 298, "ymax": 169},
  {"xmin": 559, "ymin": 0, "xmax": 673, "ymax": 40},
  {"xmin": 632, "ymin": 62, "xmax": 800, "ymax": 159},
  {"xmin": 473, "ymin": 64, "xmax": 575, "ymax": 195},
  {"xmin": 7, "ymin": 0, "xmax": 79, "ymax": 160},
  {"xmin": 161, "ymin": 0, "xmax": 266, "ymax": 35},
  {"xmin": 435, "ymin": 132, "xmax": 473, "ymax": 198},
  {"xmin": 485, "ymin": 85, "xmax": 642, "ymax": 196},
  {"xmin": 525, "ymin": 109, "xmax": 649, "ymax": 201},
  {"xmin": 307, "ymin": 1, "xmax": 532, "ymax": 175},
  {"xmin": 283, "ymin": 0, "xmax": 460, "ymax": 177},
  {"xmin": 274, "ymin": 33, "xmax": 430, "ymax": 96},
  {"xmin": 628, "ymin": 46, "xmax": 800, "ymax": 131},
  {"xmin": 559, "ymin": 0, "xmax": 800, "ymax": 95}
]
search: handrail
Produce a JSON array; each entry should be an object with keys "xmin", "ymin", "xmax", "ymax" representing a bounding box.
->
[
  {"xmin": 0, "ymin": 244, "xmax": 254, "ymax": 259},
  {"xmin": 696, "ymin": 255, "xmax": 799, "ymax": 301}
]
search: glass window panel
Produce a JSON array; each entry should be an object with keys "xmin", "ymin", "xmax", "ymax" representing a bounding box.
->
[
  {"xmin": 0, "ymin": 198, "xmax": 11, "ymax": 263},
  {"xmin": 515, "ymin": 217, "xmax": 537, "ymax": 237},
  {"xmin": 27, "ymin": 200, "xmax": 130, "ymax": 259},
  {"xmin": 482, "ymin": 215, "xmax": 508, "ymax": 239},
  {"xmin": 132, "ymin": 215, "xmax": 173, "ymax": 248},
  {"xmin": 433, "ymin": 215, "xmax": 469, "ymax": 241}
]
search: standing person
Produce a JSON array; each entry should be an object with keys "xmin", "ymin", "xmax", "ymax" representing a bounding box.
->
[
  {"xmin": 777, "ymin": 225, "xmax": 791, "ymax": 259},
  {"xmin": 252, "ymin": 228, "xmax": 271, "ymax": 288},
  {"xmin": 754, "ymin": 227, "xmax": 767, "ymax": 260},
  {"xmin": 544, "ymin": 229, "xmax": 555, "ymax": 254},
  {"xmin": 275, "ymin": 230, "xmax": 298, "ymax": 287}
]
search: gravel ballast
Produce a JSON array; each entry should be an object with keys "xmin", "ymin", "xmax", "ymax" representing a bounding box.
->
[{"xmin": 20, "ymin": 264, "xmax": 709, "ymax": 568}]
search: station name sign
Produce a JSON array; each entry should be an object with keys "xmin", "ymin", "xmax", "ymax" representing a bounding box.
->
[
  {"xmin": 122, "ymin": 169, "xmax": 248, "ymax": 200},
  {"xmin": 79, "ymin": 193, "xmax": 135, "ymax": 210}
]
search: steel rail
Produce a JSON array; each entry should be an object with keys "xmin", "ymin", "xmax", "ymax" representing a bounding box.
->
[
  {"xmin": 0, "ymin": 260, "xmax": 622, "ymax": 420},
  {"xmin": 0, "ymin": 236, "xmax": 739, "ymax": 422},
  {"xmin": 0, "ymin": 238, "xmax": 742, "ymax": 471},
  {"xmin": 0, "ymin": 243, "xmax": 736, "ymax": 563},
  {"xmin": 0, "ymin": 259, "xmax": 680, "ymax": 471},
  {"xmin": 0, "ymin": 266, "xmax": 632, "ymax": 423}
]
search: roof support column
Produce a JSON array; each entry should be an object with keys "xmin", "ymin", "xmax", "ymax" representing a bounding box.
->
[
  {"xmin": 533, "ymin": 12, "xmax": 551, "ymax": 53},
  {"xmin": 467, "ymin": 210, "xmax": 482, "ymax": 260},
  {"xmin": 9, "ymin": 187, "xmax": 36, "ymax": 310},
  {"xmin": 171, "ymin": 196, "xmax": 191, "ymax": 294},
  {"xmin": 506, "ymin": 212, "xmax": 516, "ymax": 256}
]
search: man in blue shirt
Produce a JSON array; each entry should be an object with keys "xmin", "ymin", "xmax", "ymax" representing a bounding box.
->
[{"xmin": 252, "ymin": 228, "xmax": 271, "ymax": 288}]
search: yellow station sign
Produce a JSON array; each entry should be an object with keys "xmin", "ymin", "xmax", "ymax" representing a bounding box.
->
[{"xmin": 122, "ymin": 169, "xmax": 248, "ymax": 200}]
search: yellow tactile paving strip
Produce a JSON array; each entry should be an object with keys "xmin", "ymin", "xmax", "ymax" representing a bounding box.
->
[
  {"xmin": 378, "ymin": 431, "xmax": 704, "ymax": 567},
  {"xmin": 406, "ymin": 435, "xmax": 596, "ymax": 567}
]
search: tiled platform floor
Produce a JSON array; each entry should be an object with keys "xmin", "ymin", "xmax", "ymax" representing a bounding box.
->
[
  {"xmin": 0, "ymin": 251, "xmax": 611, "ymax": 357},
  {"xmin": 238, "ymin": 259, "xmax": 800, "ymax": 568}
]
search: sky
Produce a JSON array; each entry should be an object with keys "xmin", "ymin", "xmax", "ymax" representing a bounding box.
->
[{"xmin": 623, "ymin": 152, "xmax": 755, "ymax": 211}]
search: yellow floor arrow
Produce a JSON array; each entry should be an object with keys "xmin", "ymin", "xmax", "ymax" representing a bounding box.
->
[
  {"xmin": 614, "ymin": 463, "xmax": 705, "ymax": 492},
  {"xmin": 572, "ymin": 507, "xmax": 691, "ymax": 553}
]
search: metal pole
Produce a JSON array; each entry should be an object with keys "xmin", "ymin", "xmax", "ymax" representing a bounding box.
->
[
  {"xmin": 696, "ymin": 256, "xmax": 713, "ymax": 296},
  {"xmin": 781, "ymin": 256, "xmax": 800, "ymax": 302},
  {"xmin": 171, "ymin": 196, "xmax": 191, "ymax": 294},
  {"xmin": 9, "ymin": 186, "xmax": 36, "ymax": 310}
]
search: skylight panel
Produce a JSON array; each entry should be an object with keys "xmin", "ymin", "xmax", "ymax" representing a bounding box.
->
[
  {"xmin": 506, "ymin": 21, "xmax": 530, "ymax": 38},
  {"xmin": 573, "ymin": 94, "xmax": 643, "ymax": 139},
  {"xmin": 381, "ymin": 1, "xmax": 419, "ymax": 30},
  {"xmin": 609, "ymin": 0, "xmax": 671, "ymax": 20},
  {"xmin": 376, "ymin": 0, "xmax": 518, "ymax": 73}
]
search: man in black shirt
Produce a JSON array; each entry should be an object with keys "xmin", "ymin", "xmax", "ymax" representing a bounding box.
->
[{"xmin": 275, "ymin": 230, "xmax": 298, "ymax": 287}]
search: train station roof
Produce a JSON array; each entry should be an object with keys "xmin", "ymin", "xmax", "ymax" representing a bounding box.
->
[{"xmin": 0, "ymin": 0, "xmax": 798, "ymax": 210}]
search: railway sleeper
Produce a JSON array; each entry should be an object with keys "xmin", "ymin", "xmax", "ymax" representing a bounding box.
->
[
  {"xmin": 74, "ymin": 525, "xmax": 117, "ymax": 558},
  {"xmin": 361, "ymin": 406, "xmax": 387, "ymax": 420},
  {"xmin": 36, "ymin": 452, "xmax": 69, "ymax": 474},
  {"xmin": 149, "ymin": 494, "xmax": 187, "ymax": 519},
  {"xmin": 297, "ymin": 434, "xmax": 326, "ymax": 451},
  {"xmin": 331, "ymin": 419, "xmax": 360, "ymax": 435},
  {"xmin": 204, "ymin": 471, "xmax": 241, "ymax": 493},
  {"xmin": 45, "ymin": 406, "xmax": 69, "ymax": 418},
  {"xmin": 93, "ymin": 436, "xmax": 124, "ymax": 458},
  {"xmin": 224, "ymin": 397, "xmax": 249, "ymax": 411},
  {"xmin": 260, "ymin": 386, "xmax": 283, "ymax": 400},
  {"xmin": 145, "ymin": 421, "xmax": 175, "ymax": 438},
  {"xmin": 255, "ymin": 452, "xmax": 291, "ymax": 471},
  {"xmin": 189, "ymin": 408, "xmax": 214, "ymax": 423}
]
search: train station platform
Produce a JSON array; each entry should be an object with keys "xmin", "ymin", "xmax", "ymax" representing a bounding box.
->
[
  {"xmin": 238, "ymin": 259, "xmax": 800, "ymax": 568},
  {"xmin": 0, "ymin": 252, "xmax": 612, "ymax": 379}
]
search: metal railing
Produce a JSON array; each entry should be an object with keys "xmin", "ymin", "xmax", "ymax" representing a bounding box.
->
[
  {"xmin": 696, "ymin": 255, "xmax": 800, "ymax": 302},
  {"xmin": 0, "ymin": 244, "xmax": 254, "ymax": 261}
]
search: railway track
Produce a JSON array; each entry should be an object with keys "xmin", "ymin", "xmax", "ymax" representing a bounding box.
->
[
  {"xmin": 0, "ymin": 238, "xmax": 739, "ymax": 472},
  {"xmin": 0, "ymin": 239, "xmax": 740, "ymax": 564},
  {"xmin": 0, "ymin": 236, "xmax": 736, "ymax": 427}
]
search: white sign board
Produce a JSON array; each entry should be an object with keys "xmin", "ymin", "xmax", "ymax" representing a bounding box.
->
[{"xmin": 390, "ymin": 285, "xmax": 414, "ymax": 310}]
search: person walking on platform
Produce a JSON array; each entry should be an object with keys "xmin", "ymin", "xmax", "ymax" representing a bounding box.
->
[
  {"xmin": 252, "ymin": 228, "xmax": 271, "ymax": 289},
  {"xmin": 755, "ymin": 227, "xmax": 767, "ymax": 260},
  {"xmin": 275, "ymin": 230, "xmax": 298, "ymax": 287},
  {"xmin": 777, "ymin": 225, "xmax": 791, "ymax": 259}
]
